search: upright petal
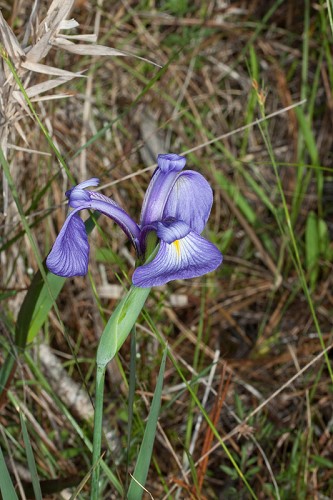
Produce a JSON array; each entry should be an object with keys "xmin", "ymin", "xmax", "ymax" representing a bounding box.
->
[
  {"xmin": 46, "ymin": 209, "xmax": 89, "ymax": 277},
  {"xmin": 157, "ymin": 153, "xmax": 186, "ymax": 173},
  {"xmin": 140, "ymin": 153, "xmax": 186, "ymax": 226},
  {"xmin": 132, "ymin": 221, "xmax": 222, "ymax": 287},
  {"xmin": 163, "ymin": 171, "xmax": 213, "ymax": 234}
]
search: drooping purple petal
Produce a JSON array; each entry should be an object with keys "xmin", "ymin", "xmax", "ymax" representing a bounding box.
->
[
  {"xmin": 66, "ymin": 178, "xmax": 100, "ymax": 201},
  {"xmin": 87, "ymin": 191, "xmax": 141, "ymax": 249},
  {"xmin": 140, "ymin": 153, "xmax": 186, "ymax": 226},
  {"xmin": 46, "ymin": 209, "xmax": 89, "ymax": 277},
  {"xmin": 132, "ymin": 224, "xmax": 223, "ymax": 287},
  {"xmin": 68, "ymin": 188, "xmax": 91, "ymax": 206},
  {"xmin": 163, "ymin": 171, "xmax": 213, "ymax": 234},
  {"xmin": 47, "ymin": 183, "xmax": 142, "ymax": 277},
  {"xmin": 66, "ymin": 186, "xmax": 141, "ymax": 252}
]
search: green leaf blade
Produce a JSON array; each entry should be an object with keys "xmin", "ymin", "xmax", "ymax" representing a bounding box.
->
[
  {"xmin": 127, "ymin": 346, "xmax": 168, "ymax": 500},
  {"xmin": 20, "ymin": 412, "xmax": 43, "ymax": 500},
  {"xmin": 305, "ymin": 211, "xmax": 319, "ymax": 288},
  {"xmin": 0, "ymin": 445, "xmax": 19, "ymax": 500},
  {"xmin": 96, "ymin": 285, "xmax": 150, "ymax": 367}
]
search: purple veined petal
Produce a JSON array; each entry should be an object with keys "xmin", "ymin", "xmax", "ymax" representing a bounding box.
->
[
  {"xmin": 156, "ymin": 219, "xmax": 190, "ymax": 243},
  {"xmin": 132, "ymin": 227, "xmax": 223, "ymax": 287},
  {"xmin": 65, "ymin": 178, "xmax": 100, "ymax": 200},
  {"xmin": 138, "ymin": 218, "xmax": 190, "ymax": 256},
  {"xmin": 157, "ymin": 153, "xmax": 186, "ymax": 173},
  {"xmin": 46, "ymin": 209, "xmax": 89, "ymax": 277},
  {"xmin": 66, "ymin": 186, "xmax": 141, "ymax": 250},
  {"xmin": 68, "ymin": 188, "xmax": 91, "ymax": 206},
  {"xmin": 87, "ymin": 191, "xmax": 141, "ymax": 250},
  {"xmin": 47, "ymin": 188, "xmax": 142, "ymax": 277},
  {"xmin": 140, "ymin": 153, "xmax": 186, "ymax": 226},
  {"xmin": 163, "ymin": 170, "xmax": 213, "ymax": 234},
  {"xmin": 138, "ymin": 218, "xmax": 190, "ymax": 255},
  {"xmin": 76, "ymin": 178, "xmax": 100, "ymax": 189}
]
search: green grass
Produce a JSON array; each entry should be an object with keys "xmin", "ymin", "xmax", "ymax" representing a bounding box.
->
[{"xmin": 1, "ymin": 0, "xmax": 333, "ymax": 498}]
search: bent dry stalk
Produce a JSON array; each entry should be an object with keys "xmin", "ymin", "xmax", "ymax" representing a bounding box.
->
[{"xmin": 46, "ymin": 153, "xmax": 223, "ymax": 497}]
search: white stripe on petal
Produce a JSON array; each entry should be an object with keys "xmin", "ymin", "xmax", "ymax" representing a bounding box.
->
[{"xmin": 132, "ymin": 230, "xmax": 222, "ymax": 287}]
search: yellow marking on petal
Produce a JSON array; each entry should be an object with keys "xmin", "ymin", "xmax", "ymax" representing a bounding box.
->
[{"xmin": 173, "ymin": 239, "xmax": 181, "ymax": 256}]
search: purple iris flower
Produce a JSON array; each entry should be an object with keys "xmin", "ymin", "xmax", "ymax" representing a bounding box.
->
[{"xmin": 46, "ymin": 153, "xmax": 222, "ymax": 287}]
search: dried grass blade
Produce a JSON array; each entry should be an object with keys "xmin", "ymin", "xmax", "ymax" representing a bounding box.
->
[
  {"xmin": 54, "ymin": 40, "xmax": 162, "ymax": 67},
  {"xmin": 7, "ymin": 144, "xmax": 51, "ymax": 155},
  {"xmin": 13, "ymin": 122, "xmax": 29, "ymax": 145},
  {"xmin": 53, "ymin": 41, "xmax": 127, "ymax": 56},
  {"xmin": 31, "ymin": 93, "xmax": 72, "ymax": 102},
  {"xmin": 43, "ymin": 0, "xmax": 74, "ymax": 20},
  {"xmin": 0, "ymin": 12, "xmax": 25, "ymax": 60},
  {"xmin": 58, "ymin": 18, "xmax": 79, "ymax": 30},
  {"xmin": 12, "ymin": 91, "xmax": 34, "ymax": 120},
  {"xmin": 197, "ymin": 366, "xmax": 231, "ymax": 492},
  {"xmin": 22, "ymin": 0, "xmax": 41, "ymax": 48},
  {"xmin": 21, "ymin": 60, "xmax": 85, "ymax": 78},
  {"xmin": 57, "ymin": 33, "xmax": 97, "ymax": 42},
  {"xmin": 22, "ymin": 75, "xmax": 79, "ymax": 98},
  {"xmin": 27, "ymin": 0, "xmax": 74, "ymax": 62}
]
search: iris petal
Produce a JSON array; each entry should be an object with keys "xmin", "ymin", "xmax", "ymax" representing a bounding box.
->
[
  {"xmin": 65, "ymin": 177, "xmax": 99, "ymax": 200},
  {"xmin": 68, "ymin": 188, "xmax": 141, "ymax": 249},
  {"xmin": 163, "ymin": 171, "xmax": 213, "ymax": 234},
  {"xmin": 157, "ymin": 153, "xmax": 186, "ymax": 173},
  {"xmin": 132, "ymin": 229, "xmax": 222, "ymax": 287},
  {"xmin": 68, "ymin": 188, "xmax": 90, "ymax": 206},
  {"xmin": 87, "ymin": 191, "xmax": 141, "ymax": 249},
  {"xmin": 46, "ymin": 209, "xmax": 89, "ymax": 277},
  {"xmin": 156, "ymin": 219, "xmax": 190, "ymax": 243},
  {"xmin": 47, "ymin": 188, "xmax": 141, "ymax": 277},
  {"xmin": 65, "ymin": 183, "xmax": 140, "ymax": 246},
  {"xmin": 140, "ymin": 154, "xmax": 186, "ymax": 226}
]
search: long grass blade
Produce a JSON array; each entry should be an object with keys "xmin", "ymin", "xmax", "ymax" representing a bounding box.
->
[
  {"xmin": 0, "ymin": 445, "xmax": 19, "ymax": 500},
  {"xmin": 258, "ymin": 122, "xmax": 333, "ymax": 383},
  {"xmin": 19, "ymin": 411, "xmax": 43, "ymax": 500},
  {"xmin": 0, "ymin": 216, "xmax": 96, "ymax": 396},
  {"xmin": 126, "ymin": 327, "xmax": 137, "ymax": 491},
  {"xmin": 23, "ymin": 351, "xmax": 124, "ymax": 495},
  {"xmin": 305, "ymin": 211, "xmax": 320, "ymax": 289},
  {"xmin": 92, "ymin": 287, "xmax": 151, "ymax": 498},
  {"xmin": 127, "ymin": 346, "xmax": 168, "ymax": 500}
]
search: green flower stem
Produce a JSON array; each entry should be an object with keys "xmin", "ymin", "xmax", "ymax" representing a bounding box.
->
[
  {"xmin": 91, "ymin": 365, "xmax": 106, "ymax": 500},
  {"xmin": 96, "ymin": 285, "xmax": 151, "ymax": 367},
  {"xmin": 91, "ymin": 284, "xmax": 151, "ymax": 499}
]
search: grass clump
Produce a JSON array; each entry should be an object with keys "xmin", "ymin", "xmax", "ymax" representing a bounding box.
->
[{"xmin": 0, "ymin": 1, "xmax": 333, "ymax": 498}]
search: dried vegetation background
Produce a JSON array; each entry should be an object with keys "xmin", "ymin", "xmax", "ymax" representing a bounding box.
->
[{"xmin": 0, "ymin": 0, "xmax": 333, "ymax": 498}]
